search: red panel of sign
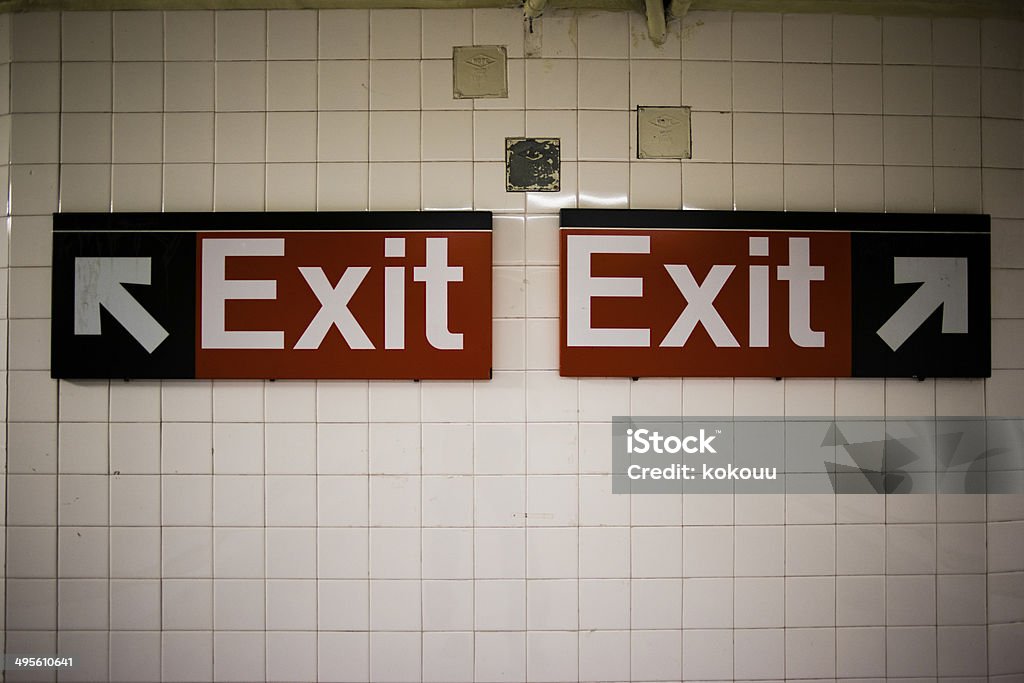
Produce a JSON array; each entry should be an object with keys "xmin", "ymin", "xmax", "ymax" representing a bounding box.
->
[
  {"xmin": 196, "ymin": 230, "xmax": 492, "ymax": 379},
  {"xmin": 561, "ymin": 227, "xmax": 852, "ymax": 377}
]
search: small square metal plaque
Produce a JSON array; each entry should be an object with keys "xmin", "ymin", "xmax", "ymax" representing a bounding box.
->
[
  {"xmin": 637, "ymin": 106, "xmax": 692, "ymax": 159},
  {"xmin": 453, "ymin": 45, "xmax": 508, "ymax": 99},
  {"xmin": 505, "ymin": 137, "xmax": 560, "ymax": 192}
]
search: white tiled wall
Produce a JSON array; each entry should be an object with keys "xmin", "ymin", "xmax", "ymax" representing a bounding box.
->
[
  {"xmin": 1, "ymin": 12, "xmax": 9, "ymax": 670},
  {"xmin": 3, "ymin": 7, "xmax": 1024, "ymax": 682}
]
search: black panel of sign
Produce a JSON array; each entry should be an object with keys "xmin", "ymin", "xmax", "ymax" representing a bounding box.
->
[
  {"xmin": 51, "ymin": 231, "xmax": 196, "ymax": 379},
  {"xmin": 851, "ymin": 232, "xmax": 990, "ymax": 378}
]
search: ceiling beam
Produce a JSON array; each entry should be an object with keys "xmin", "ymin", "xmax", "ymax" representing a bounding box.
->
[
  {"xmin": 689, "ymin": 0, "xmax": 1023, "ymax": 18},
  {"xmin": 0, "ymin": 0, "xmax": 1019, "ymax": 18},
  {"xmin": 0, "ymin": 0, "xmax": 627, "ymax": 10},
  {"xmin": 0, "ymin": 0, "xmax": 519, "ymax": 8}
]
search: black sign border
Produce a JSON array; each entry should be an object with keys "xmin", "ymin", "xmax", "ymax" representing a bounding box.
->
[
  {"xmin": 54, "ymin": 211, "xmax": 494, "ymax": 233},
  {"xmin": 561, "ymin": 208, "xmax": 990, "ymax": 233}
]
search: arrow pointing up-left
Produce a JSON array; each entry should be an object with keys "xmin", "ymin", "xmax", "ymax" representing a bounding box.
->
[{"xmin": 74, "ymin": 257, "xmax": 170, "ymax": 353}]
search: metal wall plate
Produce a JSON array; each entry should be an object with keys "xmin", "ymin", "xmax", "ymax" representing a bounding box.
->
[
  {"xmin": 637, "ymin": 105, "xmax": 692, "ymax": 159},
  {"xmin": 506, "ymin": 137, "xmax": 560, "ymax": 192},
  {"xmin": 453, "ymin": 45, "xmax": 508, "ymax": 99}
]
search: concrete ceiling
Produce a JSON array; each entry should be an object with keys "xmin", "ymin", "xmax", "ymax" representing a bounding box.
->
[
  {"xmin": 1, "ymin": 0, "xmax": 1021, "ymax": 16},
  {"xmin": 0, "ymin": 0, "xmax": 1018, "ymax": 48}
]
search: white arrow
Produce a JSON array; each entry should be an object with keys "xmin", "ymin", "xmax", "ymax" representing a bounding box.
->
[
  {"xmin": 74, "ymin": 257, "xmax": 170, "ymax": 353},
  {"xmin": 877, "ymin": 256, "xmax": 968, "ymax": 352}
]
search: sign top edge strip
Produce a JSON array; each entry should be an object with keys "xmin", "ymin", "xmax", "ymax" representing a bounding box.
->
[
  {"xmin": 559, "ymin": 209, "xmax": 991, "ymax": 233},
  {"xmin": 52, "ymin": 211, "xmax": 494, "ymax": 232}
]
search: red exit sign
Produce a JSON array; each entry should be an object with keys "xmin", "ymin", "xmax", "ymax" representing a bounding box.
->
[
  {"xmin": 560, "ymin": 209, "xmax": 990, "ymax": 378},
  {"xmin": 52, "ymin": 212, "xmax": 493, "ymax": 380}
]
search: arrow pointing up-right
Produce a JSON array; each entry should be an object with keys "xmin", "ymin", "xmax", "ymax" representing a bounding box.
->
[{"xmin": 877, "ymin": 257, "xmax": 968, "ymax": 352}]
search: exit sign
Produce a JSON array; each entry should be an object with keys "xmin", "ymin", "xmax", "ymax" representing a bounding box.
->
[
  {"xmin": 560, "ymin": 209, "xmax": 990, "ymax": 378},
  {"xmin": 52, "ymin": 211, "xmax": 493, "ymax": 380}
]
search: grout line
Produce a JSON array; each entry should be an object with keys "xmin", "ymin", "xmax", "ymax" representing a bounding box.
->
[
  {"xmin": 470, "ymin": 12, "xmax": 481, "ymax": 683},
  {"xmin": 978, "ymin": 18, "xmax": 991, "ymax": 678},
  {"xmin": 364, "ymin": 378, "xmax": 370, "ymax": 680},
  {"xmin": 53, "ymin": 16, "xmax": 63, "ymax": 681},
  {"xmin": 2, "ymin": 14, "xmax": 12, "ymax": 683},
  {"xmin": 829, "ymin": 15, "xmax": 840, "ymax": 680},
  {"xmin": 155, "ymin": 383, "xmax": 164, "ymax": 679},
  {"xmin": 310, "ymin": 13, "xmax": 322, "ymax": 682},
  {"xmin": 105, "ymin": 380, "xmax": 111, "ymax": 679}
]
